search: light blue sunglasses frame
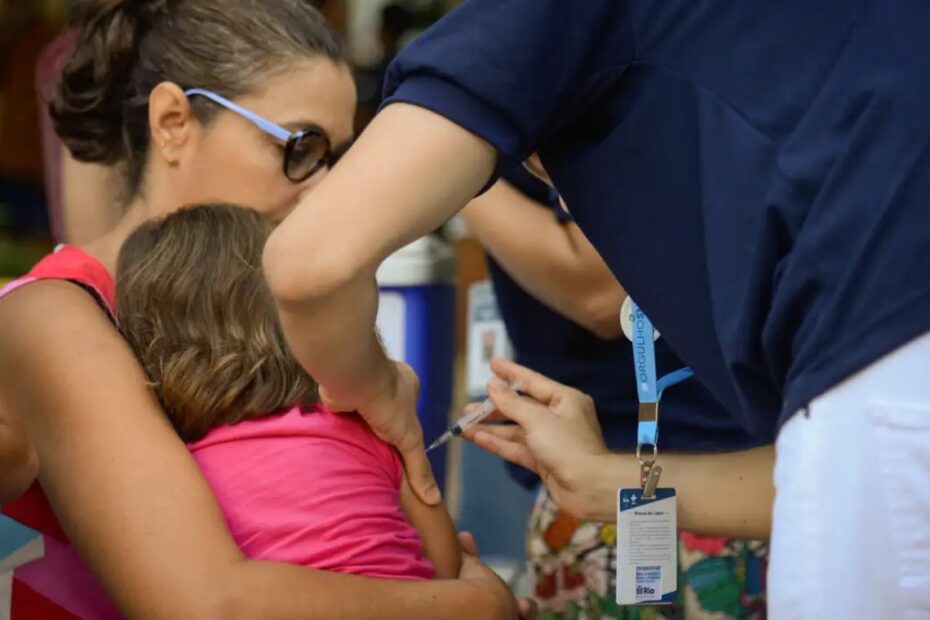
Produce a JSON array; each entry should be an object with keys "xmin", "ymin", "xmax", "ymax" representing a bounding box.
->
[{"xmin": 184, "ymin": 88, "xmax": 331, "ymax": 182}]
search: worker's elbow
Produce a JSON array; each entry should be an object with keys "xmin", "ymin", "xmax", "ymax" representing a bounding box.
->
[
  {"xmin": 586, "ymin": 317, "xmax": 622, "ymax": 341},
  {"xmin": 577, "ymin": 293, "xmax": 623, "ymax": 341},
  {"xmin": 263, "ymin": 226, "xmax": 357, "ymax": 308}
]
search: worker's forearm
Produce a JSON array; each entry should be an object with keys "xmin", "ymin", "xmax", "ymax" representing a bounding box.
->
[
  {"xmin": 668, "ymin": 446, "xmax": 774, "ymax": 539},
  {"xmin": 575, "ymin": 446, "xmax": 774, "ymax": 539},
  {"xmin": 463, "ymin": 184, "xmax": 574, "ymax": 288},
  {"xmin": 265, "ymin": 104, "xmax": 495, "ymax": 394},
  {"xmin": 462, "ymin": 183, "xmax": 623, "ymax": 338},
  {"xmin": 277, "ymin": 266, "xmax": 393, "ymax": 401}
]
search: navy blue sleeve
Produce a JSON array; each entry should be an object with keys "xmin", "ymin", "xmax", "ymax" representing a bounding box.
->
[
  {"xmin": 382, "ymin": 0, "xmax": 633, "ymax": 180},
  {"xmin": 503, "ymin": 166, "xmax": 569, "ymax": 223}
]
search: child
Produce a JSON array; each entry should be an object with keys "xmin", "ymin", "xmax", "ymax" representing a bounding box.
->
[{"xmin": 115, "ymin": 203, "xmax": 460, "ymax": 580}]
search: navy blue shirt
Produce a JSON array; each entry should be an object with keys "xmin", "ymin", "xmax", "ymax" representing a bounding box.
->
[
  {"xmin": 489, "ymin": 169, "xmax": 762, "ymax": 487},
  {"xmin": 384, "ymin": 1, "xmax": 930, "ymax": 438}
]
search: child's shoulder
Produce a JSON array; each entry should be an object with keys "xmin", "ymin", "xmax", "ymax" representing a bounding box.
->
[
  {"xmin": 309, "ymin": 406, "xmax": 403, "ymax": 483},
  {"xmin": 191, "ymin": 405, "xmax": 402, "ymax": 484}
]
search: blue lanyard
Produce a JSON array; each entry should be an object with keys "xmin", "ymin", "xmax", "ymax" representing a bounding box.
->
[{"xmin": 629, "ymin": 299, "xmax": 694, "ymax": 450}]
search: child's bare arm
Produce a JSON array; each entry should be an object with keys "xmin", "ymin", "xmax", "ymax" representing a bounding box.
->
[{"xmin": 400, "ymin": 474, "xmax": 462, "ymax": 578}]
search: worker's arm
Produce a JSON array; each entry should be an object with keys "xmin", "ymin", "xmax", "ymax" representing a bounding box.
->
[
  {"xmin": 468, "ymin": 359, "xmax": 773, "ymax": 540},
  {"xmin": 264, "ymin": 0, "xmax": 625, "ymax": 506},
  {"xmin": 264, "ymin": 104, "xmax": 496, "ymax": 505},
  {"xmin": 461, "ymin": 179, "xmax": 624, "ymax": 339}
]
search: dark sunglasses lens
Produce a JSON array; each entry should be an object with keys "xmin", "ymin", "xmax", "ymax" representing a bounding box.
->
[{"xmin": 286, "ymin": 133, "xmax": 330, "ymax": 181}]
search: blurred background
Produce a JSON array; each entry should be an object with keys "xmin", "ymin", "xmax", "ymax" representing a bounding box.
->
[{"xmin": 0, "ymin": 0, "xmax": 535, "ymax": 579}]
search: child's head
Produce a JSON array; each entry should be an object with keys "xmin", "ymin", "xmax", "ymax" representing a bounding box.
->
[{"xmin": 116, "ymin": 203, "xmax": 317, "ymax": 442}]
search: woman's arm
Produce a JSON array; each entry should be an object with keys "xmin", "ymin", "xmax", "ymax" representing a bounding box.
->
[
  {"xmin": 400, "ymin": 475, "xmax": 462, "ymax": 579},
  {"xmin": 0, "ymin": 403, "xmax": 38, "ymax": 504},
  {"xmin": 468, "ymin": 359, "xmax": 773, "ymax": 540},
  {"xmin": 0, "ymin": 282, "xmax": 515, "ymax": 620},
  {"xmin": 538, "ymin": 447, "xmax": 774, "ymax": 540},
  {"xmin": 461, "ymin": 179, "xmax": 624, "ymax": 339}
]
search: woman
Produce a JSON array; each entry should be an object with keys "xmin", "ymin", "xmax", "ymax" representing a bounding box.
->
[
  {"xmin": 464, "ymin": 166, "xmax": 767, "ymax": 619},
  {"xmin": 263, "ymin": 1, "xmax": 930, "ymax": 617},
  {"xmin": 0, "ymin": 1, "xmax": 518, "ymax": 618}
]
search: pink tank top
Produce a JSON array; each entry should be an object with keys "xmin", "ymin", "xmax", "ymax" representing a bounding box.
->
[{"xmin": 189, "ymin": 405, "xmax": 435, "ymax": 580}]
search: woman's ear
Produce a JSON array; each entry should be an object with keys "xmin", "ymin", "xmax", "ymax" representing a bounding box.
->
[{"xmin": 148, "ymin": 82, "xmax": 196, "ymax": 166}]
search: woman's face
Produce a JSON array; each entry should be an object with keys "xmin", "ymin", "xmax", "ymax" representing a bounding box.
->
[{"xmin": 161, "ymin": 58, "xmax": 357, "ymax": 223}]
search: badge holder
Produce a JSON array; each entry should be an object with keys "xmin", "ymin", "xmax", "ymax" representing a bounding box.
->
[
  {"xmin": 465, "ymin": 280, "xmax": 513, "ymax": 399},
  {"xmin": 616, "ymin": 300, "xmax": 693, "ymax": 606}
]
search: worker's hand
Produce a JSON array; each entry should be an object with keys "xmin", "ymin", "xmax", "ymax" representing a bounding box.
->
[
  {"xmin": 321, "ymin": 359, "xmax": 440, "ymax": 505},
  {"xmin": 464, "ymin": 358, "xmax": 614, "ymax": 521}
]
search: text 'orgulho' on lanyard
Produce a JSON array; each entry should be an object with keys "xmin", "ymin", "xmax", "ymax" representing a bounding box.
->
[{"xmin": 627, "ymin": 299, "xmax": 693, "ymax": 499}]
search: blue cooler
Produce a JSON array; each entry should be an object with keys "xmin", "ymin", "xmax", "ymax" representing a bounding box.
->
[{"xmin": 376, "ymin": 236, "xmax": 456, "ymax": 492}]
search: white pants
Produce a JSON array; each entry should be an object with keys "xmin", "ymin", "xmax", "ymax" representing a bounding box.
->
[{"xmin": 770, "ymin": 331, "xmax": 930, "ymax": 619}]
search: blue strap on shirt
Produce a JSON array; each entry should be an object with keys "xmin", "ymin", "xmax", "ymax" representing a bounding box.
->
[{"xmin": 629, "ymin": 300, "xmax": 693, "ymax": 451}]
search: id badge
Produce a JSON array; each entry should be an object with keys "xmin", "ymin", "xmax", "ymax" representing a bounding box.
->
[
  {"xmin": 466, "ymin": 280, "xmax": 513, "ymax": 399},
  {"xmin": 616, "ymin": 488, "xmax": 677, "ymax": 606}
]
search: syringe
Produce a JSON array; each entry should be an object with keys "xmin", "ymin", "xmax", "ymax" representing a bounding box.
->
[{"xmin": 426, "ymin": 380, "xmax": 523, "ymax": 453}]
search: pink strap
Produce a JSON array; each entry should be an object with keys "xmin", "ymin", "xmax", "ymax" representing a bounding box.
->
[{"xmin": 0, "ymin": 278, "xmax": 37, "ymax": 301}]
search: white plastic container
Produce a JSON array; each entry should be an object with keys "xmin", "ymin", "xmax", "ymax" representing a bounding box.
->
[{"xmin": 376, "ymin": 235, "xmax": 457, "ymax": 490}]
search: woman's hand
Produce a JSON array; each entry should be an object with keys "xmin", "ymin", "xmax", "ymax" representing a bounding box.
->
[
  {"xmin": 0, "ymin": 403, "xmax": 38, "ymax": 504},
  {"xmin": 321, "ymin": 359, "xmax": 441, "ymax": 505},
  {"xmin": 465, "ymin": 358, "xmax": 627, "ymax": 521},
  {"xmin": 457, "ymin": 532, "xmax": 536, "ymax": 620}
]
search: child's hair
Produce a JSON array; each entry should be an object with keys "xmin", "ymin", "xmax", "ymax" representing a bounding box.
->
[{"xmin": 116, "ymin": 203, "xmax": 318, "ymax": 442}]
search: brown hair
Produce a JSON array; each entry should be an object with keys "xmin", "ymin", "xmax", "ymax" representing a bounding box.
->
[
  {"xmin": 52, "ymin": 0, "xmax": 344, "ymax": 194},
  {"xmin": 116, "ymin": 203, "xmax": 318, "ymax": 442}
]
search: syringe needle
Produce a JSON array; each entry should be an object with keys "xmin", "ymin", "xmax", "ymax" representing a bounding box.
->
[{"xmin": 424, "ymin": 380, "xmax": 523, "ymax": 452}]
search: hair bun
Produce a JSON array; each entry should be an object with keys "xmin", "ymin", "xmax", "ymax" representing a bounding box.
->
[
  {"xmin": 122, "ymin": 0, "xmax": 172, "ymax": 24},
  {"xmin": 70, "ymin": 0, "xmax": 171, "ymax": 26},
  {"xmin": 50, "ymin": 0, "xmax": 170, "ymax": 163}
]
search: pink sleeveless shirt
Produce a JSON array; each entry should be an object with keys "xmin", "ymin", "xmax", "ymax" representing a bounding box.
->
[{"xmin": 190, "ymin": 405, "xmax": 434, "ymax": 580}]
